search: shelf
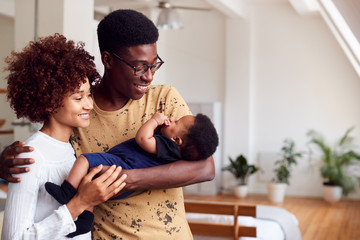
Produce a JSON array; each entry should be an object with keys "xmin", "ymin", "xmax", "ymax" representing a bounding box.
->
[{"xmin": 0, "ymin": 130, "xmax": 14, "ymax": 135}]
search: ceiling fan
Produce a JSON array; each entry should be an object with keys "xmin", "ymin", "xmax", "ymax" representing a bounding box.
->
[
  {"xmin": 156, "ymin": 1, "xmax": 211, "ymax": 11},
  {"xmin": 94, "ymin": 0, "xmax": 211, "ymax": 30},
  {"xmin": 154, "ymin": 1, "xmax": 212, "ymax": 30}
]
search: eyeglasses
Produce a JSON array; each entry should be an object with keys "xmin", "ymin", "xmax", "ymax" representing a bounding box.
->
[{"xmin": 111, "ymin": 52, "xmax": 164, "ymax": 76}]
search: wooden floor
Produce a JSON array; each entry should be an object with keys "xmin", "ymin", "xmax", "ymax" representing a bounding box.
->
[{"xmin": 184, "ymin": 194, "xmax": 360, "ymax": 240}]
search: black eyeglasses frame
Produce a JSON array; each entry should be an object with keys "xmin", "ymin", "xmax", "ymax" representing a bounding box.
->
[{"xmin": 111, "ymin": 52, "xmax": 164, "ymax": 76}]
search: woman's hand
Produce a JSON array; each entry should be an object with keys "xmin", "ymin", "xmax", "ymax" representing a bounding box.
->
[
  {"xmin": 0, "ymin": 141, "xmax": 34, "ymax": 182},
  {"xmin": 66, "ymin": 164, "xmax": 127, "ymax": 219},
  {"xmin": 78, "ymin": 164, "xmax": 127, "ymax": 205}
]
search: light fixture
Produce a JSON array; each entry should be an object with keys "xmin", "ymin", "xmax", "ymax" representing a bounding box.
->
[{"xmin": 156, "ymin": 8, "xmax": 183, "ymax": 30}]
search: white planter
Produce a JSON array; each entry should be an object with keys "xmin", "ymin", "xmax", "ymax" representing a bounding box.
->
[
  {"xmin": 323, "ymin": 185, "xmax": 342, "ymax": 203},
  {"xmin": 267, "ymin": 183, "xmax": 287, "ymax": 203},
  {"xmin": 234, "ymin": 185, "xmax": 248, "ymax": 198}
]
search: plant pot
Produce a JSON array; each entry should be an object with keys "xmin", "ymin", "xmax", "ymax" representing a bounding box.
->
[
  {"xmin": 234, "ymin": 185, "xmax": 248, "ymax": 198},
  {"xmin": 322, "ymin": 184, "xmax": 342, "ymax": 203},
  {"xmin": 267, "ymin": 183, "xmax": 287, "ymax": 203}
]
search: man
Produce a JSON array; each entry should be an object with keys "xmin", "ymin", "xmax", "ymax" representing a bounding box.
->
[{"xmin": 0, "ymin": 9, "xmax": 214, "ymax": 239}]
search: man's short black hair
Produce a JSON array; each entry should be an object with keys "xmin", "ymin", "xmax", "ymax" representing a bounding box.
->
[
  {"xmin": 181, "ymin": 114, "xmax": 219, "ymax": 160},
  {"xmin": 97, "ymin": 9, "xmax": 159, "ymax": 53}
]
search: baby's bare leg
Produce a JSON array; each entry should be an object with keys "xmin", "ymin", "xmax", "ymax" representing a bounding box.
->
[{"xmin": 66, "ymin": 155, "xmax": 90, "ymax": 189}]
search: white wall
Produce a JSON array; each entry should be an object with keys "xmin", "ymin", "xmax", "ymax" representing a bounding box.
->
[
  {"xmin": 157, "ymin": 9, "xmax": 226, "ymax": 103},
  {"xmin": 222, "ymin": 16, "xmax": 252, "ymax": 191},
  {"xmin": 0, "ymin": 16, "xmax": 15, "ymax": 151}
]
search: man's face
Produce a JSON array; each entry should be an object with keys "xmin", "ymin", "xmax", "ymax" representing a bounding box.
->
[{"xmin": 107, "ymin": 43, "xmax": 159, "ymax": 101}]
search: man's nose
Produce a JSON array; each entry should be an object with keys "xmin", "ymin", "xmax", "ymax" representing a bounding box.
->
[{"xmin": 140, "ymin": 68, "xmax": 154, "ymax": 82}]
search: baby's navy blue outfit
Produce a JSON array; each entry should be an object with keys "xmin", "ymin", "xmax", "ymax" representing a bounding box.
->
[
  {"xmin": 84, "ymin": 134, "xmax": 181, "ymax": 169},
  {"xmin": 83, "ymin": 134, "xmax": 182, "ymax": 199}
]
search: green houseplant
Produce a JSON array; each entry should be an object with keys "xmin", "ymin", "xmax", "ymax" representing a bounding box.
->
[
  {"xmin": 222, "ymin": 154, "xmax": 259, "ymax": 198},
  {"xmin": 267, "ymin": 139, "xmax": 303, "ymax": 203},
  {"xmin": 307, "ymin": 127, "xmax": 360, "ymax": 202},
  {"xmin": 272, "ymin": 139, "xmax": 303, "ymax": 184}
]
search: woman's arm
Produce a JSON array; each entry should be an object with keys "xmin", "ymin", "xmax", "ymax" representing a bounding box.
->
[
  {"xmin": 2, "ymin": 154, "xmax": 126, "ymax": 239},
  {"xmin": 120, "ymin": 156, "xmax": 215, "ymax": 192},
  {"xmin": 2, "ymin": 151, "xmax": 76, "ymax": 240}
]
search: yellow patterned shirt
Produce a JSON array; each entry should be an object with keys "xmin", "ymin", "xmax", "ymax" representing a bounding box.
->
[{"xmin": 72, "ymin": 85, "xmax": 193, "ymax": 240}]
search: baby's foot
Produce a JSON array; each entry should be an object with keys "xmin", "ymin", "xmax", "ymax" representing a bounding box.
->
[
  {"xmin": 45, "ymin": 180, "xmax": 77, "ymax": 204},
  {"xmin": 67, "ymin": 210, "xmax": 94, "ymax": 238}
]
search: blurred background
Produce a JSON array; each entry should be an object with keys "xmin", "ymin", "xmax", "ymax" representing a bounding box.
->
[{"xmin": 0, "ymin": 0, "xmax": 359, "ymax": 199}]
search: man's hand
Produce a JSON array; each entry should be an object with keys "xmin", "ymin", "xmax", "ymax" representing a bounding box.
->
[{"xmin": 0, "ymin": 141, "xmax": 34, "ymax": 182}]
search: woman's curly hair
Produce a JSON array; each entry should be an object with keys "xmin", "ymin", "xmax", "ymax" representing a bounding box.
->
[{"xmin": 5, "ymin": 33, "xmax": 101, "ymax": 123}]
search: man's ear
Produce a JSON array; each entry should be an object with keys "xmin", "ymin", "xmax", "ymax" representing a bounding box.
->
[
  {"xmin": 102, "ymin": 51, "xmax": 112, "ymax": 69},
  {"xmin": 172, "ymin": 136, "xmax": 183, "ymax": 146}
]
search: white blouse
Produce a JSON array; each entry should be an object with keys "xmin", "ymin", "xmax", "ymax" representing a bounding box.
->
[{"xmin": 1, "ymin": 131, "xmax": 90, "ymax": 240}]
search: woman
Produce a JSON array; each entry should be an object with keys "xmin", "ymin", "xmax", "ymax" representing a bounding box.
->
[{"xmin": 1, "ymin": 34, "xmax": 127, "ymax": 239}]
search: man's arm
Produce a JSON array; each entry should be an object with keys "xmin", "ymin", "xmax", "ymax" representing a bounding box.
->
[
  {"xmin": 120, "ymin": 156, "xmax": 215, "ymax": 192},
  {"xmin": 0, "ymin": 141, "xmax": 34, "ymax": 182}
]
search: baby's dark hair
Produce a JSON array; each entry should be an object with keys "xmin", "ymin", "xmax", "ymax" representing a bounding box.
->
[
  {"xmin": 6, "ymin": 33, "xmax": 100, "ymax": 123},
  {"xmin": 181, "ymin": 114, "xmax": 219, "ymax": 160},
  {"xmin": 97, "ymin": 9, "xmax": 159, "ymax": 53}
]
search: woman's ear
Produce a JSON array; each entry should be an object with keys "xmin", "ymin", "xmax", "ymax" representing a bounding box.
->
[
  {"xmin": 45, "ymin": 107, "xmax": 54, "ymax": 114},
  {"xmin": 102, "ymin": 51, "xmax": 112, "ymax": 69},
  {"xmin": 172, "ymin": 136, "xmax": 183, "ymax": 146}
]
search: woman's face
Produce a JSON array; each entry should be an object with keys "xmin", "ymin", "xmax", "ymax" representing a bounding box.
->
[{"xmin": 50, "ymin": 78, "xmax": 93, "ymax": 130}]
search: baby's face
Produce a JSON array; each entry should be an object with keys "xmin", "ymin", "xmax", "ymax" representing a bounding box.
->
[{"xmin": 160, "ymin": 115, "xmax": 195, "ymax": 139}]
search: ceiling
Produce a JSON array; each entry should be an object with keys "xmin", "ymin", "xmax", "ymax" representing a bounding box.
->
[
  {"xmin": 332, "ymin": 0, "xmax": 360, "ymax": 43},
  {"xmin": 94, "ymin": 0, "xmax": 213, "ymax": 14}
]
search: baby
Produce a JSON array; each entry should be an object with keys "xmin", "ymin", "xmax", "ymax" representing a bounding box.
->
[{"xmin": 45, "ymin": 112, "xmax": 219, "ymax": 236}]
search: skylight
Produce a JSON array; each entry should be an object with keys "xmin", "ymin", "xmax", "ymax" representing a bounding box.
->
[{"xmin": 318, "ymin": 0, "xmax": 360, "ymax": 76}]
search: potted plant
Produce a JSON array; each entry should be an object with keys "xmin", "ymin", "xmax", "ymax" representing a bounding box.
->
[
  {"xmin": 267, "ymin": 139, "xmax": 303, "ymax": 203},
  {"xmin": 222, "ymin": 154, "xmax": 260, "ymax": 198},
  {"xmin": 307, "ymin": 127, "xmax": 360, "ymax": 203}
]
